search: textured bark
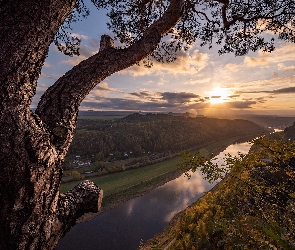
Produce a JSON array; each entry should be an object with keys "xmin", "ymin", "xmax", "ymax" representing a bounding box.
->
[{"xmin": 0, "ymin": 0, "xmax": 184, "ymax": 249}]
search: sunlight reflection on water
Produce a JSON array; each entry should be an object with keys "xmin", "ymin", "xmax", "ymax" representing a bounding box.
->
[{"xmin": 56, "ymin": 142, "xmax": 252, "ymax": 250}]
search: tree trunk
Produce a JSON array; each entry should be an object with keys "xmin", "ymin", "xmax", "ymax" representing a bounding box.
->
[
  {"xmin": 0, "ymin": 0, "xmax": 184, "ymax": 249},
  {"xmin": 0, "ymin": 1, "xmax": 103, "ymax": 249}
]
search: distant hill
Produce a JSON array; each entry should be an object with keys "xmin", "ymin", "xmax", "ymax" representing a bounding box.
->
[
  {"xmin": 67, "ymin": 113, "xmax": 266, "ymax": 162},
  {"xmin": 77, "ymin": 111, "xmax": 295, "ymax": 129},
  {"xmin": 220, "ymin": 115, "xmax": 295, "ymax": 129}
]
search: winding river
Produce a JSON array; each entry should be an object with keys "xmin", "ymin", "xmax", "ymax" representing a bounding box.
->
[{"xmin": 56, "ymin": 142, "xmax": 251, "ymax": 250}]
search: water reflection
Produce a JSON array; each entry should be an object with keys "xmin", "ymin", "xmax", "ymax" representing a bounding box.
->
[
  {"xmin": 56, "ymin": 142, "xmax": 251, "ymax": 250},
  {"xmin": 214, "ymin": 142, "xmax": 251, "ymax": 163}
]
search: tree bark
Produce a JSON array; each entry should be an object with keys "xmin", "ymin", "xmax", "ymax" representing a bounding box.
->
[{"xmin": 0, "ymin": 0, "xmax": 184, "ymax": 249}]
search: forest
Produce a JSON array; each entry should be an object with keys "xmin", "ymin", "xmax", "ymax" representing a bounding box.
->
[
  {"xmin": 142, "ymin": 122, "xmax": 295, "ymax": 249},
  {"xmin": 64, "ymin": 113, "xmax": 266, "ymax": 174}
]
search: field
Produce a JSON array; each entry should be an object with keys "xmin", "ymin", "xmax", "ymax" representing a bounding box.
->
[
  {"xmin": 60, "ymin": 137, "xmax": 238, "ymax": 196},
  {"xmin": 77, "ymin": 115, "xmax": 125, "ymax": 120},
  {"xmin": 60, "ymin": 156, "xmax": 183, "ymax": 195}
]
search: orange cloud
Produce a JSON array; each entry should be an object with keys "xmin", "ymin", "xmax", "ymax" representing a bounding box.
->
[{"xmin": 119, "ymin": 49, "xmax": 209, "ymax": 76}]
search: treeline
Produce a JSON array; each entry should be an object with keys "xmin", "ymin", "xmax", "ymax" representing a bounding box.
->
[
  {"xmin": 167, "ymin": 138, "xmax": 295, "ymax": 249},
  {"xmin": 66, "ymin": 113, "xmax": 266, "ymax": 162},
  {"xmin": 285, "ymin": 121, "xmax": 295, "ymax": 141}
]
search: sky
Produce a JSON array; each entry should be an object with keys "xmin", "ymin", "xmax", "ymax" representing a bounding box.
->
[{"xmin": 35, "ymin": 2, "xmax": 295, "ymax": 117}]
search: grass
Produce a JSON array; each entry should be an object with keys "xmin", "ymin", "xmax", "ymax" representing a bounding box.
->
[
  {"xmin": 77, "ymin": 115, "xmax": 125, "ymax": 120},
  {"xmin": 60, "ymin": 137, "xmax": 239, "ymax": 195},
  {"xmin": 60, "ymin": 156, "xmax": 183, "ymax": 195},
  {"xmin": 74, "ymin": 129, "xmax": 87, "ymax": 134}
]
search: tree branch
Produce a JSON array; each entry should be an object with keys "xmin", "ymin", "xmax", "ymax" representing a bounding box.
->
[
  {"xmin": 35, "ymin": 0, "xmax": 184, "ymax": 150},
  {"xmin": 57, "ymin": 180, "xmax": 103, "ymax": 233}
]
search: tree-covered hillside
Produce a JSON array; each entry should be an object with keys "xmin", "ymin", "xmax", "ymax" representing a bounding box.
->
[
  {"xmin": 67, "ymin": 113, "xmax": 266, "ymax": 162},
  {"xmin": 285, "ymin": 122, "xmax": 295, "ymax": 141},
  {"xmin": 142, "ymin": 123, "xmax": 295, "ymax": 250}
]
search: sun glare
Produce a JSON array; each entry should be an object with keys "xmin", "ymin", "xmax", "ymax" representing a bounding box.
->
[{"xmin": 209, "ymin": 87, "xmax": 229, "ymax": 104}]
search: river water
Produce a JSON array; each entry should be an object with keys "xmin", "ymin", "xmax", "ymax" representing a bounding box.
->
[{"xmin": 56, "ymin": 142, "xmax": 251, "ymax": 250}]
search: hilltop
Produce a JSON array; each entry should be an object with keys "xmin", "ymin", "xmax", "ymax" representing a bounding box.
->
[{"xmin": 63, "ymin": 113, "xmax": 266, "ymax": 177}]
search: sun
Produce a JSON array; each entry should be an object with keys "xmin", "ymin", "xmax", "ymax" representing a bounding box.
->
[{"xmin": 209, "ymin": 87, "xmax": 230, "ymax": 104}]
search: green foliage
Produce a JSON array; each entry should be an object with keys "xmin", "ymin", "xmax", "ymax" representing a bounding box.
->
[
  {"xmin": 56, "ymin": 1, "xmax": 295, "ymax": 65},
  {"xmin": 54, "ymin": 0, "xmax": 90, "ymax": 56},
  {"xmin": 173, "ymin": 137, "xmax": 295, "ymax": 249},
  {"xmin": 70, "ymin": 171, "xmax": 84, "ymax": 181},
  {"xmin": 91, "ymin": 0, "xmax": 295, "ymax": 60},
  {"xmin": 179, "ymin": 151, "xmax": 228, "ymax": 183},
  {"xmin": 67, "ymin": 114, "xmax": 264, "ymax": 165}
]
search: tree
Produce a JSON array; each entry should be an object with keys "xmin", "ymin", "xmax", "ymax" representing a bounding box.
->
[
  {"xmin": 0, "ymin": 1, "xmax": 184, "ymax": 249},
  {"xmin": 176, "ymin": 136, "xmax": 295, "ymax": 249},
  {"xmin": 1, "ymin": 0, "xmax": 295, "ymax": 249},
  {"xmin": 70, "ymin": 170, "xmax": 84, "ymax": 181}
]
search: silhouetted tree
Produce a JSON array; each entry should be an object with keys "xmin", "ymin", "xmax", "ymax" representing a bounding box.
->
[{"xmin": 1, "ymin": 0, "xmax": 294, "ymax": 249}]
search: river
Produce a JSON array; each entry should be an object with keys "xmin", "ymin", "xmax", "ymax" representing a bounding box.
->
[{"xmin": 56, "ymin": 142, "xmax": 251, "ymax": 250}]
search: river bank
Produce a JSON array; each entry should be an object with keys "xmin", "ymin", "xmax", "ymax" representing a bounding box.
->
[
  {"xmin": 74, "ymin": 136, "xmax": 253, "ymax": 223},
  {"xmin": 56, "ymin": 140, "xmax": 257, "ymax": 250},
  {"xmin": 140, "ymin": 173, "xmax": 226, "ymax": 250},
  {"xmin": 141, "ymin": 133, "xmax": 295, "ymax": 250}
]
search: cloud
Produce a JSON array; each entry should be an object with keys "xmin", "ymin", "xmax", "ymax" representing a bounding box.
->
[
  {"xmin": 228, "ymin": 95, "xmax": 240, "ymax": 99},
  {"xmin": 81, "ymin": 90, "xmax": 206, "ymax": 112},
  {"xmin": 94, "ymin": 82, "xmax": 116, "ymax": 92},
  {"xmin": 225, "ymin": 63, "xmax": 240, "ymax": 72},
  {"xmin": 239, "ymin": 86, "xmax": 295, "ymax": 94},
  {"xmin": 79, "ymin": 88, "xmax": 262, "ymax": 113},
  {"xmin": 120, "ymin": 48, "xmax": 209, "ymax": 76},
  {"xmin": 278, "ymin": 63, "xmax": 295, "ymax": 72},
  {"xmin": 129, "ymin": 90, "xmax": 159, "ymax": 99},
  {"xmin": 161, "ymin": 92, "xmax": 200, "ymax": 104},
  {"xmin": 86, "ymin": 82, "xmax": 122, "ymax": 99},
  {"xmin": 79, "ymin": 44, "xmax": 97, "ymax": 58},
  {"xmin": 234, "ymin": 75, "xmax": 295, "ymax": 91},
  {"xmin": 245, "ymin": 43, "xmax": 295, "ymax": 67},
  {"xmin": 59, "ymin": 55, "xmax": 87, "ymax": 66},
  {"xmin": 214, "ymin": 101, "xmax": 257, "ymax": 109},
  {"xmin": 59, "ymin": 43, "xmax": 100, "ymax": 65},
  {"xmin": 59, "ymin": 34, "xmax": 100, "ymax": 66},
  {"xmin": 244, "ymin": 56, "xmax": 268, "ymax": 67},
  {"xmin": 43, "ymin": 62, "xmax": 51, "ymax": 68},
  {"xmin": 272, "ymin": 86, "xmax": 295, "ymax": 94},
  {"xmin": 255, "ymin": 97, "xmax": 267, "ymax": 103},
  {"xmin": 71, "ymin": 33, "xmax": 100, "ymax": 50},
  {"xmin": 40, "ymin": 72, "xmax": 62, "ymax": 80},
  {"xmin": 272, "ymin": 72, "xmax": 279, "ymax": 77},
  {"xmin": 34, "ymin": 84, "xmax": 48, "ymax": 98},
  {"xmin": 81, "ymin": 98, "xmax": 175, "ymax": 111},
  {"xmin": 128, "ymin": 91, "xmax": 202, "ymax": 104},
  {"xmin": 270, "ymin": 43, "xmax": 295, "ymax": 63},
  {"xmin": 224, "ymin": 43, "xmax": 295, "ymax": 73}
]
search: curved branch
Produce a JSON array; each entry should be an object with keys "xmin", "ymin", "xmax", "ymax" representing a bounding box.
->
[
  {"xmin": 218, "ymin": 0, "xmax": 295, "ymax": 30},
  {"xmin": 36, "ymin": 0, "xmax": 185, "ymax": 150},
  {"xmin": 57, "ymin": 180, "xmax": 103, "ymax": 232}
]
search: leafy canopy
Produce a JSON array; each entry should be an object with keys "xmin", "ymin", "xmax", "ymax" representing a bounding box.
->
[
  {"xmin": 176, "ymin": 136, "xmax": 295, "ymax": 249},
  {"xmin": 56, "ymin": 0, "xmax": 295, "ymax": 61}
]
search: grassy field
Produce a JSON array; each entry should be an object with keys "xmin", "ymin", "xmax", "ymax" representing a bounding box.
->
[
  {"xmin": 77, "ymin": 115, "xmax": 125, "ymax": 120},
  {"xmin": 60, "ymin": 137, "xmax": 239, "ymax": 195},
  {"xmin": 60, "ymin": 156, "xmax": 183, "ymax": 195}
]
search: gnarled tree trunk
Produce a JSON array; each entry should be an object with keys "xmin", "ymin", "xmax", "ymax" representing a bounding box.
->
[{"xmin": 0, "ymin": 0, "xmax": 184, "ymax": 249}]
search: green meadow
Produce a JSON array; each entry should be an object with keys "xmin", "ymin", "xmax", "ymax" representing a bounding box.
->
[{"xmin": 60, "ymin": 137, "xmax": 238, "ymax": 196}]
